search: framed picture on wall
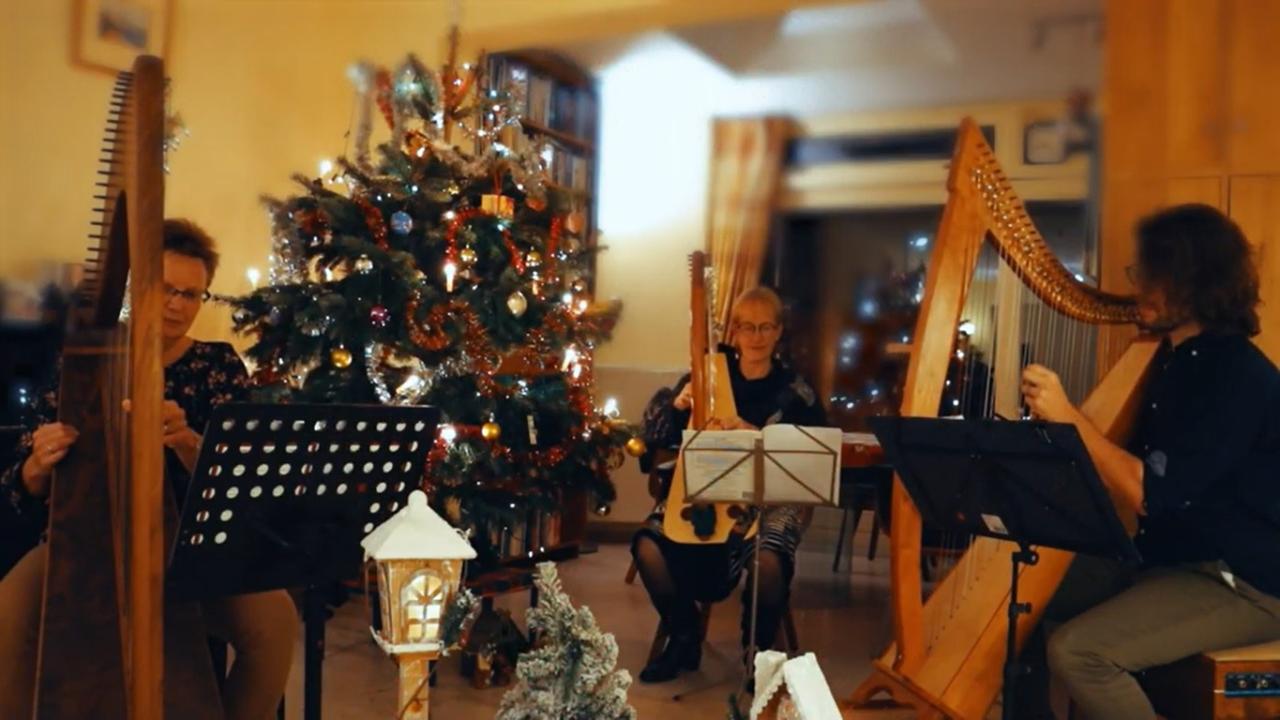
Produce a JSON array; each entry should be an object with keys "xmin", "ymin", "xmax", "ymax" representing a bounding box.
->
[
  {"xmin": 73, "ymin": 0, "xmax": 172, "ymax": 74},
  {"xmin": 1023, "ymin": 120, "xmax": 1067, "ymax": 165}
]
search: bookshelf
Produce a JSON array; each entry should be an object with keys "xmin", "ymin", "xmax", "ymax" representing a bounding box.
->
[
  {"xmin": 480, "ymin": 50, "xmax": 600, "ymax": 569},
  {"xmin": 485, "ymin": 50, "xmax": 599, "ymax": 268}
]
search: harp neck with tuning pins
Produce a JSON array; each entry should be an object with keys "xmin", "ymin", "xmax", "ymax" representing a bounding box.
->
[
  {"xmin": 34, "ymin": 55, "xmax": 221, "ymax": 720},
  {"xmin": 847, "ymin": 118, "xmax": 1158, "ymax": 719},
  {"xmin": 661, "ymin": 251, "xmax": 758, "ymax": 544}
]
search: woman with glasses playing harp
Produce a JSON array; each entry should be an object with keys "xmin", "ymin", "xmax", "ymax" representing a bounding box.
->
[
  {"xmin": 0, "ymin": 220, "xmax": 296, "ymax": 720},
  {"xmin": 631, "ymin": 286, "xmax": 828, "ymax": 684}
]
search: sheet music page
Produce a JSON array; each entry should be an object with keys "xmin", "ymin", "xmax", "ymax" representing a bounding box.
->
[
  {"xmin": 761, "ymin": 424, "xmax": 842, "ymax": 505},
  {"xmin": 681, "ymin": 429, "xmax": 757, "ymax": 501}
]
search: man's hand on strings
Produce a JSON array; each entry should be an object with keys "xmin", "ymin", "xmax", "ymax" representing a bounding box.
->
[
  {"xmin": 20, "ymin": 423, "xmax": 79, "ymax": 497},
  {"xmin": 1021, "ymin": 364, "xmax": 1077, "ymax": 423}
]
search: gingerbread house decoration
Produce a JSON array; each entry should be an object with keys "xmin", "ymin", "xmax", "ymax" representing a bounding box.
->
[{"xmin": 750, "ymin": 651, "xmax": 842, "ymax": 720}]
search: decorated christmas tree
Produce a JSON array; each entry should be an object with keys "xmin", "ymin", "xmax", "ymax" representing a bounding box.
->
[
  {"xmin": 495, "ymin": 562, "xmax": 635, "ymax": 720},
  {"xmin": 229, "ymin": 47, "xmax": 641, "ymax": 568}
]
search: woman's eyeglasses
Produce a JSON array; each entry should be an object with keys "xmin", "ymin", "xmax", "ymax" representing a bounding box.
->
[
  {"xmin": 734, "ymin": 321, "xmax": 779, "ymax": 336},
  {"xmin": 164, "ymin": 285, "xmax": 211, "ymax": 304}
]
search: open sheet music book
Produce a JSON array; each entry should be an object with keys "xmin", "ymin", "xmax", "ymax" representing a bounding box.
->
[{"xmin": 681, "ymin": 424, "xmax": 842, "ymax": 506}]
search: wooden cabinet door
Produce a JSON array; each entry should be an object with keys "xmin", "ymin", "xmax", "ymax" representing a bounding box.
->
[
  {"xmin": 1105, "ymin": 0, "xmax": 1229, "ymax": 181},
  {"xmin": 1228, "ymin": 0, "xmax": 1280, "ymax": 175},
  {"xmin": 1228, "ymin": 176, "xmax": 1280, "ymax": 363}
]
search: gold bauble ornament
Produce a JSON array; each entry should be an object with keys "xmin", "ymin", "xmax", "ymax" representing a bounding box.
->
[
  {"xmin": 481, "ymin": 421, "xmax": 501, "ymax": 441},
  {"xmin": 459, "ymin": 246, "xmax": 478, "ymax": 266},
  {"xmin": 625, "ymin": 436, "xmax": 647, "ymax": 457},
  {"xmin": 330, "ymin": 347, "xmax": 353, "ymax": 368},
  {"xmin": 506, "ymin": 290, "xmax": 528, "ymax": 317},
  {"xmin": 525, "ymin": 250, "xmax": 543, "ymax": 268}
]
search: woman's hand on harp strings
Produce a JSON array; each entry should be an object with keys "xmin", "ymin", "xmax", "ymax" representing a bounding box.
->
[
  {"xmin": 161, "ymin": 401, "xmax": 201, "ymax": 472},
  {"xmin": 120, "ymin": 399, "xmax": 202, "ymax": 472},
  {"xmin": 1021, "ymin": 364, "xmax": 1079, "ymax": 424},
  {"xmin": 20, "ymin": 423, "xmax": 79, "ymax": 498}
]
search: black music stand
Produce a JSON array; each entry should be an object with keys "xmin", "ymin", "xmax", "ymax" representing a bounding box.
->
[
  {"xmin": 868, "ymin": 416, "xmax": 1140, "ymax": 720},
  {"xmin": 676, "ymin": 425, "xmax": 842, "ymax": 706},
  {"xmin": 170, "ymin": 403, "xmax": 440, "ymax": 720}
]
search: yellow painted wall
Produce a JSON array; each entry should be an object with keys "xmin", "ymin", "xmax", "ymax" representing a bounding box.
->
[
  {"xmin": 1, "ymin": 1, "xmax": 116, "ymax": 283},
  {"xmin": 0, "ymin": 0, "xmax": 471, "ymax": 342},
  {"xmin": 0, "ymin": 0, "xmax": 693, "ymax": 341}
]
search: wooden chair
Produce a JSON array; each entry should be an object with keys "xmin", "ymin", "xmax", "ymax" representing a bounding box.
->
[
  {"xmin": 1140, "ymin": 640, "xmax": 1280, "ymax": 720},
  {"xmin": 830, "ymin": 466, "xmax": 891, "ymax": 571}
]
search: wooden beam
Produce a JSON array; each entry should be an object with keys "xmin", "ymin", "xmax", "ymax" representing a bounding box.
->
[{"xmin": 456, "ymin": 0, "xmax": 858, "ymax": 57}]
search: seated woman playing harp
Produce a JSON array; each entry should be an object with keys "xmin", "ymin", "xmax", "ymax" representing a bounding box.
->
[
  {"xmin": 632, "ymin": 287, "xmax": 828, "ymax": 684},
  {"xmin": 1019, "ymin": 205, "xmax": 1280, "ymax": 720},
  {"xmin": 0, "ymin": 220, "xmax": 297, "ymax": 720}
]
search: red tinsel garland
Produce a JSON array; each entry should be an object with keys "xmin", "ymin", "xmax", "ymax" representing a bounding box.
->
[
  {"xmin": 445, "ymin": 207, "xmax": 523, "ymax": 275},
  {"xmin": 354, "ymin": 195, "xmax": 389, "ymax": 250},
  {"xmin": 374, "ymin": 69, "xmax": 394, "ymax": 129},
  {"xmin": 546, "ymin": 215, "xmax": 563, "ymax": 280},
  {"xmin": 404, "ymin": 288, "xmax": 621, "ymax": 487}
]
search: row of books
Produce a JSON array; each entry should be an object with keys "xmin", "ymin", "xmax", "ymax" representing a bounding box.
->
[
  {"xmin": 487, "ymin": 57, "xmax": 597, "ymax": 143},
  {"xmin": 502, "ymin": 130, "xmax": 592, "ymax": 194},
  {"xmin": 546, "ymin": 146, "xmax": 591, "ymax": 193},
  {"xmin": 485, "ymin": 510, "xmax": 563, "ymax": 561}
]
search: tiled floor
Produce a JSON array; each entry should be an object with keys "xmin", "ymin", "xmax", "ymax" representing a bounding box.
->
[{"xmin": 282, "ymin": 534, "xmax": 910, "ymax": 719}]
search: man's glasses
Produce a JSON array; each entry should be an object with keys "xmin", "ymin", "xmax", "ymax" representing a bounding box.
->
[
  {"xmin": 734, "ymin": 321, "xmax": 779, "ymax": 336},
  {"xmin": 164, "ymin": 285, "xmax": 211, "ymax": 304}
]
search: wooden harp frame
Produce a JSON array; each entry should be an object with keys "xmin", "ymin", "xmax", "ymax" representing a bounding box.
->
[
  {"xmin": 846, "ymin": 118, "xmax": 1159, "ymax": 719},
  {"xmin": 662, "ymin": 251, "xmax": 755, "ymax": 544},
  {"xmin": 35, "ymin": 55, "xmax": 219, "ymax": 720}
]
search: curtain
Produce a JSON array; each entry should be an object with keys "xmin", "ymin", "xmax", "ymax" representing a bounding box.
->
[{"xmin": 706, "ymin": 116, "xmax": 793, "ymax": 342}]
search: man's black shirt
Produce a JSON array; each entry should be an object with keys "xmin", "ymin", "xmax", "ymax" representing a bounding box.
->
[{"xmin": 1129, "ymin": 331, "xmax": 1280, "ymax": 596}]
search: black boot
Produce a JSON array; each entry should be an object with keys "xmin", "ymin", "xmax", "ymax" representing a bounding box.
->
[{"xmin": 639, "ymin": 634, "xmax": 701, "ymax": 683}]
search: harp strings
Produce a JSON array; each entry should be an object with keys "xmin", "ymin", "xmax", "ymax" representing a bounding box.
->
[{"xmin": 926, "ymin": 237, "xmax": 1102, "ymax": 649}]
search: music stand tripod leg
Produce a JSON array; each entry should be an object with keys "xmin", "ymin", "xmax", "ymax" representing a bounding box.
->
[{"xmin": 1002, "ymin": 542, "xmax": 1039, "ymax": 720}]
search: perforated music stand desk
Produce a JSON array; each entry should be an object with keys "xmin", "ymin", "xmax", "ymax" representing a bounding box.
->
[
  {"xmin": 868, "ymin": 416, "xmax": 1140, "ymax": 720},
  {"xmin": 170, "ymin": 402, "xmax": 440, "ymax": 720}
]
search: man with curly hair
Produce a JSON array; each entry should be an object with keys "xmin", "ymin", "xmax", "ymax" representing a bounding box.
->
[{"xmin": 1019, "ymin": 204, "xmax": 1280, "ymax": 719}]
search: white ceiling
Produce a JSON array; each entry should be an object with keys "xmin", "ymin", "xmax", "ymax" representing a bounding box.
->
[{"xmin": 550, "ymin": 0, "xmax": 1103, "ymax": 115}]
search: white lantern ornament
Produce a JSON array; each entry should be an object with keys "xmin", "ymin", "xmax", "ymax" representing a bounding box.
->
[{"xmin": 362, "ymin": 490, "xmax": 476, "ymax": 719}]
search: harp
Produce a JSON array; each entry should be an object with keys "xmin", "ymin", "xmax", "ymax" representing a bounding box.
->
[
  {"xmin": 662, "ymin": 251, "xmax": 757, "ymax": 544},
  {"xmin": 846, "ymin": 119, "xmax": 1159, "ymax": 719},
  {"xmin": 34, "ymin": 56, "xmax": 220, "ymax": 719}
]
